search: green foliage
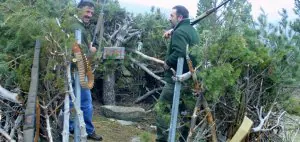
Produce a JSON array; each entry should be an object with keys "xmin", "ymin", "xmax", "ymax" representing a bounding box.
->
[
  {"xmin": 0, "ymin": 0, "xmax": 76, "ymax": 94},
  {"xmin": 133, "ymin": 7, "xmax": 169, "ymax": 59},
  {"xmin": 193, "ymin": 0, "xmax": 300, "ymax": 108},
  {"xmin": 139, "ymin": 132, "xmax": 153, "ymax": 142},
  {"xmin": 284, "ymin": 97, "xmax": 300, "ymax": 115},
  {"xmin": 196, "ymin": 0, "xmax": 220, "ymax": 35}
]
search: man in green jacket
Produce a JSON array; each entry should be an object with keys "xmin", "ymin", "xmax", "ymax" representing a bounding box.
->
[
  {"xmin": 69, "ymin": 0, "xmax": 102, "ymax": 141},
  {"xmin": 70, "ymin": 0, "xmax": 97, "ymax": 54},
  {"xmin": 155, "ymin": 5, "xmax": 200, "ymax": 142}
]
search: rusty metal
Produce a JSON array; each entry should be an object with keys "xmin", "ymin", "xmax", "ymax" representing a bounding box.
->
[{"xmin": 34, "ymin": 98, "xmax": 40, "ymax": 142}]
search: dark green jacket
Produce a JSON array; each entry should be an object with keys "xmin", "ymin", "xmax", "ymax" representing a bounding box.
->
[
  {"xmin": 69, "ymin": 16, "xmax": 97, "ymax": 54},
  {"xmin": 164, "ymin": 19, "xmax": 200, "ymax": 83}
]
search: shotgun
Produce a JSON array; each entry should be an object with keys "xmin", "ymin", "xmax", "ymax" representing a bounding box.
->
[
  {"xmin": 190, "ymin": 0, "xmax": 231, "ymax": 25},
  {"xmin": 92, "ymin": 1, "xmax": 105, "ymax": 61}
]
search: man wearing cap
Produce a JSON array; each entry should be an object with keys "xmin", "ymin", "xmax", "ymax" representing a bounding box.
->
[{"xmin": 69, "ymin": 0, "xmax": 102, "ymax": 141}]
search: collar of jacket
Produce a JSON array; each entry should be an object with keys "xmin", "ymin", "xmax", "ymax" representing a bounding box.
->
[
  {"xmin": 74, "ymin": 15, "xmax": 83, "ymax": 23},
  {"xmin": 173, "ymin": 18, "xmax": 190, "ymax": 31},
  {"xmin": 74, "ymin": 14, "xmax": 90, "ymax": 28}
]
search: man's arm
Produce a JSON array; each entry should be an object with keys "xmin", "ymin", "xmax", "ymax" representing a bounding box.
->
[
  {"xmin": 165, "ymin": 31, "xmax": 188, "ymax": 68},
  {"xmin": 163, "ymin": 29, "xmax": 174, "ymax": 39},
  {"xmin": 89, "ymin": 42, "xmax": 97, "ymax": 54}
]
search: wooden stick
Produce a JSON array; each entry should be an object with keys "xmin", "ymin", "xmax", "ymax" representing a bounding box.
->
[
  {"xmin": 187, "ymin": 94, "xmax": 201, "ymax": 142},
  {"xmin": 34, "ymin": 98, "xmax": 40, "ymax": 142},
  {"xmin": 45, "ymin": 112, "xmax": 53, "ymax": 142},
  {"xmin": 130, "ymin": 57, "xmax": 166, "ymax": 84},
  {"xmin": 67, "ymin": 65, "xmax": 87, "ymax": 141},
  {"xmin": 129, "ymin": 49, "xmax": 164, "ymax": 64},
  {"xmin": 134, "ymin": 87, "xmax": 163, "ymax": 103},
  {"xmin": 62, "ymin": 82, "xmax": 70, "ymax": 142},
  {"xmin": 0, "ymin": 128, "xmax": 16, "ymax": 142},
  {"xmin": 185, "ymin": 44, "xmax": 217, "ymax": 142},
  {"xmin": 9, "ymin": 114, "xmax": 23, "ymax": 138}
]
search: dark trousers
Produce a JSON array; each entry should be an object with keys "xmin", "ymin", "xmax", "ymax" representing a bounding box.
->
[{"xmin": 154, "ymin": 83, "xmax": 195, "ymax": 142}]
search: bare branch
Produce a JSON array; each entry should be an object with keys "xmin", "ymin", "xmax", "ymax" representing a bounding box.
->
[
  {"xmin": 0, "ymin": 128, "xmax": 16, "ymax": 142},
  {"xmin": 45, "ymin": 112, "xmax": 53, "ymax": 142},
  {"xmin": 253, "ymin": 111, "xmax": 286, "ymax": 132},
  {"xmin": 110, "ymin": 27, "xmax": 120, "ymax": 41},
  {"xmin": 134, "ymin": 87, "xmax": 163, "ymax": 103},
  {"xmin": 123, "ymin": 31, "xmax": 141, "ymax": 43},
  {"xmin": 130, "ymin": 57, "xmax": 166, "ymax": 84},
  {"xmin": 292, "ymin": 128, "xmax": 300, "ymax": 142},
  {"xmin": 10, "ymin": 114, "xmax": 23, "ymax": 138},
  {"xmin": 128, "ymin": 49, "xmax": 164, "ymax": 64},
  {"xmin": 252, "ymin": 103, "xmax": 280, "ymax": 132}
]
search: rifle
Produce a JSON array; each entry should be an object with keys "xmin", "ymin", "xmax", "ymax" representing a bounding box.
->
[
  {"xmin": 165, "ymin": 0, "xmax": 231, "ymax": 38},
  {"xmin": 190, "ymin": 0, "xmax": 231, "ymax": 25},
  {"xmin": 92, "ymin": 1, "xmax": 105, "ymax": 60},
  {"xmin": 92, "ymin": 6, "xmax": 104, "ymax": 46}
]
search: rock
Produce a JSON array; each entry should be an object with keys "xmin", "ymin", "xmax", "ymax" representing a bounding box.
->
[
  {"xmin": 116, "ymin": 120, "xmax": 136, "ymax": 126},
  {"xmin": 131, "ymin": 136, "xmax": 140, "ymax": 142},
  {"xmin": 100, "ymin": 105, "xmax": 146, "ymax": 122}
]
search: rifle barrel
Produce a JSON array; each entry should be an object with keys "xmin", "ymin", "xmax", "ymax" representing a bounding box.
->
[{"xmin": 190, "ymin": 0, "xmax": 231, "ymax": 25}]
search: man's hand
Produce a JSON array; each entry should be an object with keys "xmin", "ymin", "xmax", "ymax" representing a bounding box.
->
[
  {"xmin": 89, "ymin": 42, "xmax": 97, "ymax": 54},
  {"xmin": 89, "ymin": 46, "xmax": 97, "ymax": 53},
  {"xmin": 163, "ymin": 29, "xmax": 173, "ymax": 39}
]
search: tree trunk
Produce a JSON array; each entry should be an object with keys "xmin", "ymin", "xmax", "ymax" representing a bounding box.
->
[
  {"xmin": 102, "ymin": 18, "xmax": 140, "ymax": 105},
  {"xmin": 103, "ymin": 71, "xmax": 116, "ymax": 105}
]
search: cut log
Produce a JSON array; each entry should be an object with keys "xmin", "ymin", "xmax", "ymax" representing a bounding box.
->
[{"xmin": 0, "ymin": 85, "xmax": 21, "ymax": 104}]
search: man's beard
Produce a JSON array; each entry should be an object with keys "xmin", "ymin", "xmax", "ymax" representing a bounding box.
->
[
  {"xmin": 83, "ymin": 16, "xmax": 91, "ymax": 24},
  {"xmin": 170, "ymin": 21, "xmax": 178, "ymax": 28}
]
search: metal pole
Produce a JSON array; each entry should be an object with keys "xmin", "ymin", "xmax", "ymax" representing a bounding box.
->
[
  {"xmin": 74, "ymin": 29, "xmax": 82, "ymax": 142},
  {"xmin": 24, "ymin": 40, "xmax": 41, "ymax": 142},
  {"xmin": 62, "ymin": 83, "xmax": 70, "ymax": 142},
  {"xmin": 168, "ymin": 57, "xmax": 184, "ymax": 142}
]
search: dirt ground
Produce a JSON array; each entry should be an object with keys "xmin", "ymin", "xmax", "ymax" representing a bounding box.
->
[
  {"xmin": 88, "ymin": 100, "xmax": 156, "ymax": 142},
  {"xmin": 89, "ymin": 115, "xmax": 156, "ymax": 142}
]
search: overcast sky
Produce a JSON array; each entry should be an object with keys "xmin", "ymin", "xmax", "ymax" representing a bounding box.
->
[{"xmin": 118, "ymin": 0, "xmax": 297, "ymax": 22}]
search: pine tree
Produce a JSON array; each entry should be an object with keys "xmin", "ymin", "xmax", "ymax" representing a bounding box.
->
[{"xmin": 190, "ymin": 0, "xmax": 299, "ymax": 141}]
